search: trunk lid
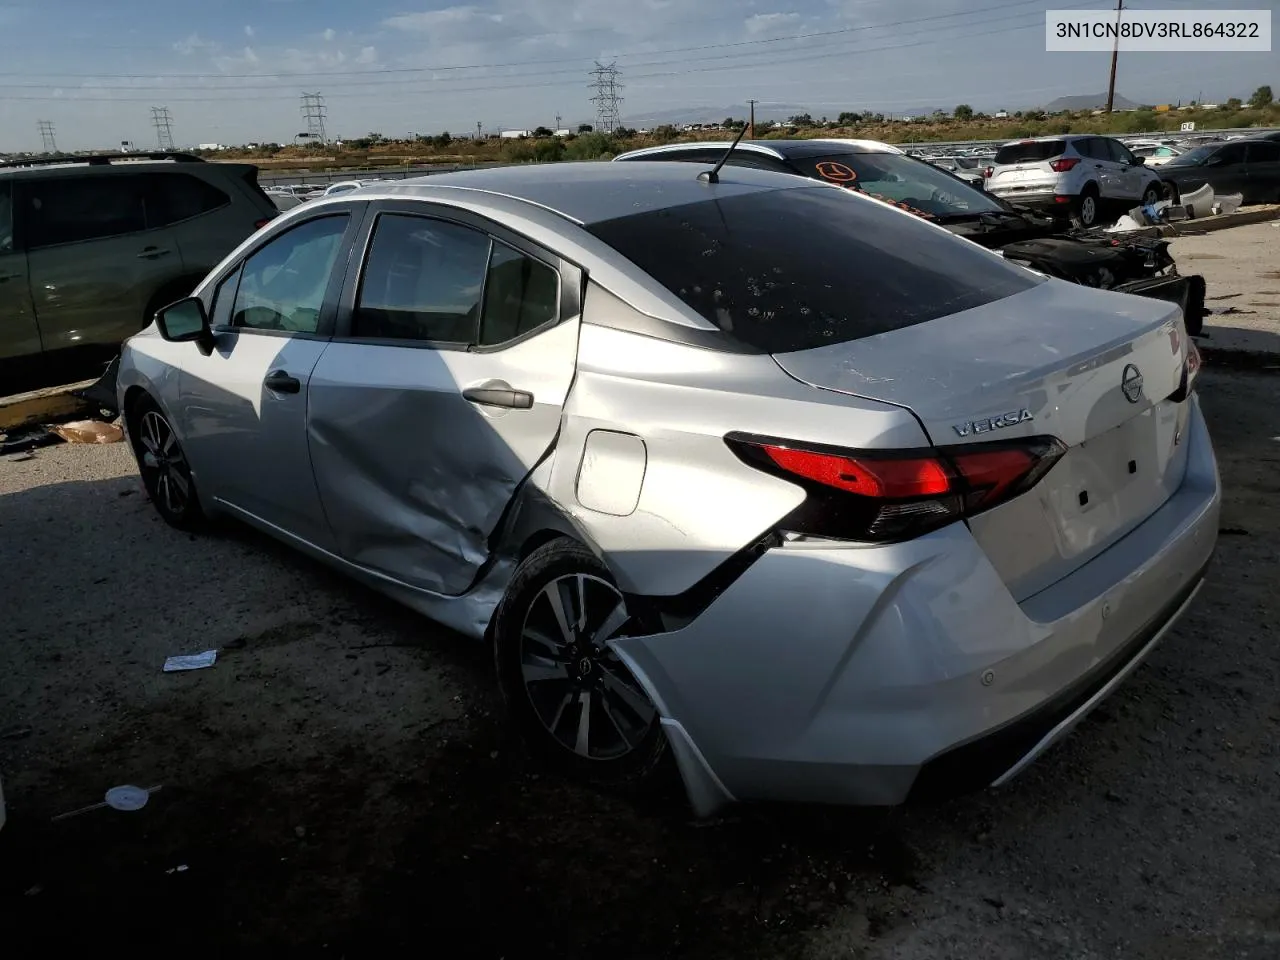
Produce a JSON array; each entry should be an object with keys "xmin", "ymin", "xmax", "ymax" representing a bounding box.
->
[{"xmin": 771, "ymin": 279, "xmax": 1193, "ymax": 601}]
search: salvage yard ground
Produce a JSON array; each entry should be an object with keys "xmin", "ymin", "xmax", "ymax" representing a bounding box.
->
[{"xmin": 0, "ymin": 364, "xmax": 1277, "ymax": 958}]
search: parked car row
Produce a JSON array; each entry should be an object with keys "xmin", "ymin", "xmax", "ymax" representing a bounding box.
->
[
  {"xmin": 264, "ymin": 179, "xmax": 392, "ymax": 211},
  {"xmin": 117, "ymin": 156, "xmax": 1215, "ymax": 816}
]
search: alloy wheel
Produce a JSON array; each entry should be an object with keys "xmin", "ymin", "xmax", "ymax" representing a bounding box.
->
[
  {"xmin": 1080, "ymin": 195, "xmax": 1097, "ymax": 226},
  {"xmin": 138, "ymin": 410, "xmax": 192, "ymax": 517},
  {"xmin": 518, "ymin": 573, "xmax": 657, "ymax": 761}
]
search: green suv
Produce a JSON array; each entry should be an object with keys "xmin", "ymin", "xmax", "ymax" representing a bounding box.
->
[{"xmin": 0, "ymin": 152, "xmax": 278, "ymax": 393}]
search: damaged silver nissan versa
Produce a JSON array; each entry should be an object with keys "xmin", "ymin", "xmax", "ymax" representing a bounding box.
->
[{"xmin": 116, "ymin": 162, "xmax": 1219, "ymax": 815}]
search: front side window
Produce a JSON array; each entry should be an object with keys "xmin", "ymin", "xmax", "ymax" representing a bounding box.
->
[
  {"xmin": 232, "ymin": 215, "xmax": 348, "ymax": 333},
  {"xmin": 24, "ymin": 174, "xmax": 147, "ymax": 248},
  {"xmin": 587, "ymin": 186, "xmax": 1041, "ymax": 355}
]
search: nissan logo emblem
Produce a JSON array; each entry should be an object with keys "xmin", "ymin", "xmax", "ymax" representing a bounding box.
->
[{"xmin": 1121, "ymin": 364, "xmax": 1144, "ymax": 404}]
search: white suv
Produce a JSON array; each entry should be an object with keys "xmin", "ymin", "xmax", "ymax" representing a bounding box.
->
[{"xmin": 985, "ymin": 135, "xmax": 1165, "ymax": 228}]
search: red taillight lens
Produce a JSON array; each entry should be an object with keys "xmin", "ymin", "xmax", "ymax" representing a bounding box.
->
[
  {"xmin": 727, "ymin": 434, "xmax": 1067, "ymax": 542},
  {"xmin": 1170, "ymin": 338, "xmax": 1203, "ymax": 402},
  {"xmin": 983, "ymin": 166, "xmax": 993, "ymax": 178},
  {"xmin": 1049, "ymin": 157, "xmax": 1080, "ymax": 172},
  {"xmin": 254, "ymin": 217, "xmax": 274, "ymax": 230}
]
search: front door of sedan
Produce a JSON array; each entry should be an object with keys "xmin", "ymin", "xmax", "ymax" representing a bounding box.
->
[
  {"xmin": 306, "ymin": 205, "xmax": 581, "ymax": 596},
  {"xmin": 1198, "ymin": 143, "xmax": 1250, "ymax": 197},
  {"xmin": 176, "ymin": 209, "xmax": 363, "ymax": 551}
]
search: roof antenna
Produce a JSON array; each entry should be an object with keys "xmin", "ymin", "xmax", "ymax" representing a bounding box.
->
[{"xmin": 698, "ymin": 123, "xmax": 750, "ymax": 184}]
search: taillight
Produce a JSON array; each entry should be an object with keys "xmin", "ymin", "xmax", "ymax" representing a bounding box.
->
[
  {"xmin": 726, "ymin": 433, "xmax": 1066, "ymax": 542},
  {"xmin": 254, "ymin": 217, "xmax": 274, "ymax": 230},
  {"xmin": 1169, "ymin": 338, "xmax": 1202, "ymax": 403},
  {"xmin": 982, "ymin": 166, "xmax": 993, "ymax": 178},
  {"xmin": 1049, "ymin": 157, "xmax": 1080, "ymax": 172}
]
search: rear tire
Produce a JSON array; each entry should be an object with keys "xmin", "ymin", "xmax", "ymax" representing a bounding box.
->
[
  {"xmin": 1140, "ymin": 183, "xmax": 1161, "ymax": 208},
  {"xmin": 127, "ymin": 397, "xmax": 204, "ymax": 531},
  {"xmin": 492, "ymin": 538, "xmax": 667, "ymax": 789},
  {"xmin": 1072, "ymin": 184, "xmax": 1102, "ymax": 229}
]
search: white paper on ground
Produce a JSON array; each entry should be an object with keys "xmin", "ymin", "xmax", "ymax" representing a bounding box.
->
[{"xmin": 163, "ymin": 650, "xmax": 218, "ymax": 672}]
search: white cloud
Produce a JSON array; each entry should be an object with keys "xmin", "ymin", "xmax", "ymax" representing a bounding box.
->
[
  {"xmin": 323, "ymin": 27, "xmax": 336, "ymax": 41},
  {"xmin": 745, "ymin": 12, "xmax": 802, "ymax": 35},
  {"xmin": 356, "ymin": 46, "xmax": 379, "ymax": 64},
  {"xmin": 242, "ymin": 46, "xmax": 260, "ymax": 64},
  {"xmin": 244, "ymin": 25, "xmax": 255, "ymax": 38},
  {"xmin": 383, "ymin": 5, "xmax": 485, "ymax": 32},
  {"xmin": 172, "ymin": 33, "xmax": 218, "ymax": 55}
]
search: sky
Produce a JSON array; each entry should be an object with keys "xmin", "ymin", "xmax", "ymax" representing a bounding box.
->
[{"xmin": 0, "ymin": 0, "xmax": 1275, "ymax": 151}]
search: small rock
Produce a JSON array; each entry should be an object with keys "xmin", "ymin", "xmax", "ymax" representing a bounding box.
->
[
  {"xmin": 489, "ymin": 751, "xmax": 499, "ymax": 760},
  {"xmin": 983, "ymin": 896, "xmax": 1005, "ymax": 910},
  {"xmin": 24, "ymin": 884, "xmax": 42, "ymax": 896},
  {"xmin": 1104, "ymin": 789, "xmax": 1125, "ymax": 804},
  {"xmin": 295, "ymin": 825, "xmax": 307, "ymax": 839}
]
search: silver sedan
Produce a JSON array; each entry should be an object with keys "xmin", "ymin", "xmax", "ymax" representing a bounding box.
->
[{"xmin": 117, "ymin": 162, "xmax": 1219, "ymax": 814}]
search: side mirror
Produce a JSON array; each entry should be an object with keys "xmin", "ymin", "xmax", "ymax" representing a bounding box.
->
[
  {"xmin": 155, "ymin": 297, "xmax": 214, "ymax": 355},
  {"xmin": 1131, "ymin": 155, "xmax": 1145, "ymax": 165}
]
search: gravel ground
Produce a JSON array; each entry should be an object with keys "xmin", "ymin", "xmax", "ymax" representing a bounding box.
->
[
  {"xmin": 1171, "ymin": 221, "xmax": 1280, "ymax": 357},
  {"xmin": 1, "ymin": 368, "xmax": 1278, "ymax": 958}
]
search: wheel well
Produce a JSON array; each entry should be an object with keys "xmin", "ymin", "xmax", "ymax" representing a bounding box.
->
[
  {"xmin": 1080, "ymin": 181, "xmax": 1099, "ymax": 196},
  {"xmin": 517, "ymin": 529, "xmax": 571, "ymax": 563},
  {"xmin": 121, "ymin": 386, "xmax": 154, "ymax": 432}
]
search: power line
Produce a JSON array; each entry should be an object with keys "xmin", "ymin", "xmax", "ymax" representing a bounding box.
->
[
  {"xmin": 151, "ymin": 106, "xmax": 175, "ymax": 150},
  {"xmin": 1, "ymin": 4, "xmax": 1115, "ymax": 106},
  {"xmin": 589, "ymin": 61, "xmax": 623, "ymax": 134},
  {"xmin": 300, "ymin": 92, "xmax": 328, "ymax": 142},
  {"xmin": 36, "ymin": 120, "xmax": 57, "ymax": 152}
]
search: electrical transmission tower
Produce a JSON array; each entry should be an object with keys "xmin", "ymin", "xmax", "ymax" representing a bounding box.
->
[
  {"xmin": 151, "ymin": 106, "xmax": 175, "ymax": 150},
  {"xmin": 37, "ymin": 120, "xmax": 57, "ymax": 153},
  {"xmin": 300, "ymin": 92, "xmax": 328, "ymax": 143},
  {"xmin": 589, "ymin": 62, "xmax": 623, "ymax": 134}
]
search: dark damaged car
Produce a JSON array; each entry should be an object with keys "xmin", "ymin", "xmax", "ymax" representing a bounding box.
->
[{"xmin": 614, "ymin": 138, "xmax": 1205, "ymax": 336}]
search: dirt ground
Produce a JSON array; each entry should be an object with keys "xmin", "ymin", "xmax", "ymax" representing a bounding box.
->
[
  {"xmin": 1, "ymin": 366, "xmax": 1278, "ymax": 958},
  {"xmin": 1172, "ymin": 221, "xmax": 1280, "ymax": 357}
]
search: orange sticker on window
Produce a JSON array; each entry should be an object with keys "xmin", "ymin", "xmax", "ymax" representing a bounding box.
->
[{"xmin": 814, "ymin": 161, "xmax": 858, "ymax": 183}]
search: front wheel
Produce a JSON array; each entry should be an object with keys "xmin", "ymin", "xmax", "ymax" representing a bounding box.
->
[
  {"xmin": 1140, "ymin": 184, "xmax": 1162, "ymax": 208},
  {"xmin": 493, "ymin": 538, "xmax": 667, "ymax": 787},
  {"xmin": 129, "ymin": 399, "xmax": 203, "ymax": 530}
]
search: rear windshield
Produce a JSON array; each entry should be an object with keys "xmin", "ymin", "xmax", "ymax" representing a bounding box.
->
[
  {"xmin": 586, "ymin": 186, "xmax": 1041, "ymax": 355},
  {"xmin": 995, "ymin": 140, "xmax": 1066, "ymax": 164}
]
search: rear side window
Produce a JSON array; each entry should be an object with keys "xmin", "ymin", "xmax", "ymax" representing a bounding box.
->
[
  {"xmin": 994, "ymin": 141, "xmax": 1065, "ymax": 165},
  {"xmin": 145, "ymin": 173, "xmax": 230, "ymax": 226},
  {"xmin": 352, "ymin": 213, "xmax": 560, "ymax": 346},
  {"xmin": 23, "ymin": 175, "xmax": 147, "ymax": 248},
  {"xmin": 586, "ymin": 187, "xmax": 1041, "ymax": 354},
  {"xmin": 1246, "ymin": 141, "xmax": 1280, "ymax": 163},
  {"xmin": 353, "ymin": 214, "xmax": 491, "ymax": 343}
]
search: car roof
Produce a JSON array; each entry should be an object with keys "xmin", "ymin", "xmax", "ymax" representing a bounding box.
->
[
  {"xmin": 615, "ymin": 138, "xmax": 904, "ymax": 162},
  {"xmin": 359, "ymin": 160, "xmax": 822, "ymax": 225}
]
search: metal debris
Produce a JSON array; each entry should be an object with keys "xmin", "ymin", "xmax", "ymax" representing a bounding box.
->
[{"xmin": 52, "ymin": 784, "xmax": 163, "ymax": 821}]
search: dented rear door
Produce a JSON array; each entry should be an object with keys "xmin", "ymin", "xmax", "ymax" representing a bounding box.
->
[{"xmin": 306, "ymin": 203, "xmax": 581, "ymax": 597}]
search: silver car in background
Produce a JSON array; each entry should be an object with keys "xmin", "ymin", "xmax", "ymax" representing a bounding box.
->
[{"xmin": 115, "ymin": 163, "xmax": 1218, "ymax": 814}]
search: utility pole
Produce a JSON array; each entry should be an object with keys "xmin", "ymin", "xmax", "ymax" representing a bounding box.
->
[
  {"xmin": 748, "ymin": 99, "xmax": 758, "ymax": 138},
  {"xmin": 37, "ymin": 120, "xmax": 57, "ymax": 153},
  {"xmin": 151, "ymin": 106, "xmax": 175, "ymax": 151},
  {"xmin": 555, "ymin": 113, "xmax": 562, "ymax": 132},
  {"xmin": 300, "ymin": 92, "xmax": 328, "ymax": 143},
  {"xmin": 476, "ymin": 121, "xmax": 483, "ymax": 140},
  {"xmin": 589, "ymin": 61, "xmax": 624, "ymax": 135},
  {"xmin": 1105, "ymin": 0, "xmax": 1123, "ymax": 113}
]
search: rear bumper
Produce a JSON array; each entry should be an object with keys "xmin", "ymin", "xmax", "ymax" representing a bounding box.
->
[{"xmin": 614, "ymin": 397, "xmax": 1220, "ymax": 814}]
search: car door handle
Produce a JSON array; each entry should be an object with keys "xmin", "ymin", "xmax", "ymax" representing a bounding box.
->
[
  {"xmin": 137, "ymin": 246, "xmax": 173, "ymax": 260},
  {"xmin": 462, "ymin": 386, "xmax": 534, "ymax": 409},
  {"xmin": 264, "ymin": 370, "xmax": 301, "ymax": 394}
]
